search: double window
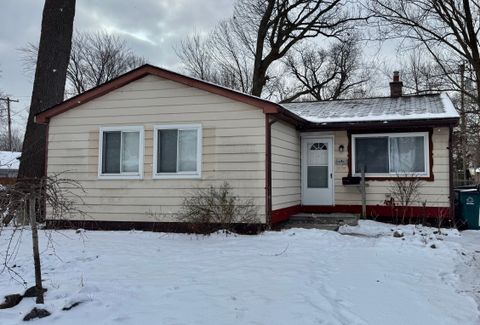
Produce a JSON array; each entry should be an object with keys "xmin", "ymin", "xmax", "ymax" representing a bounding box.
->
[
  {"xmin": 352, "ymin": 132, "xmax": 429, "ymax": 177},
  {"xmin": 98, "ymin": 124, "xmax": 202, "ymax": 179},
  {"xmin": 99, "ymin": 126, "xmax": 144, "ymax": 179}
]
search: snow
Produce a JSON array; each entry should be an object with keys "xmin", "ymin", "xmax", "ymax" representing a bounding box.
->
[
  {"xmin": 281, "ymin": 93, "xmax": 459, "ymax": 124},
  {"xmin": 0, "ymin": 221, "xmax": 479, "ymax": 324},
  {"xmin": 0, "ymin": 151, "xmax": 21, "ymax": 170}
]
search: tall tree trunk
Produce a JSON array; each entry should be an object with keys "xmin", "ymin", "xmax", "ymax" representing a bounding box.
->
[{"xmin": 18, "ymin": 0, "xmax": 76, "ymax": 180}]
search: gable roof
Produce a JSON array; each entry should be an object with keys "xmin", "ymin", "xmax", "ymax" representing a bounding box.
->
[
  {"xmin": 35, "ymin": 64, "xmax": 459, "ymax": 128},
  {"xmin": 281, "ymin": 93, "xmax": 459, "ymax": 125},
  {"xmin": 35, "ymin": 64, "xmax": 282, "ymax": 124}
]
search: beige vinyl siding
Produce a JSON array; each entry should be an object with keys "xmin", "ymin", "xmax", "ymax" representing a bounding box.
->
[
  {"xmin": 47, "ymin": 75, "xmax": 266, "ymax": 223},
  {"xmin": 333, "ymin": 127, "xmax": 450, "ymax": 208},
  {"xmin": 271, "ymin": 120, "xmax": 301, "ymax": 210}
]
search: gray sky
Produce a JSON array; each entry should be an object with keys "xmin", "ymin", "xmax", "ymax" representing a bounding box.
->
[
  {"xmin": 0, "ymin": 0, "xmax": 235, "ymax": 133},
  {"xmin": 0, "ymin": 0, "xmax": 400, "ymax": 135}
]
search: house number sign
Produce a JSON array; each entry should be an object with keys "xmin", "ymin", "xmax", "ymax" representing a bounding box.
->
[{"xmin": 335, "ymin": 159, "xmax": 347, "ymax": 166}]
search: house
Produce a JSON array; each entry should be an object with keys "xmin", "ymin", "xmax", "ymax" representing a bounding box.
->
[
  {"xmin": 35, "ymin": 65, "xmax": 459, "ymax": 231},
  {"xmin": 0, "ymin": 151, "xmax": 21, "ymax": 185}
]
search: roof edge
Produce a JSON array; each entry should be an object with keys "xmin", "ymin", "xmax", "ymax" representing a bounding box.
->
[
  {"xmin": 35, "ymin": 64, "xmax": 281, "ymax": 124},
  {"xmin": 299, "ymin": 117, "xmax": 459, "ymax": 131}
]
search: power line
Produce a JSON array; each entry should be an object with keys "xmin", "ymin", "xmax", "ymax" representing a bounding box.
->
[{"xmin": 0, "ymin": 97, "xmax": 20, "ymax": 151}]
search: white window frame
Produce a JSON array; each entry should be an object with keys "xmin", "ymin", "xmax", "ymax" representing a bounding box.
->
[
  {"xmin": 153, "ymin": 124, "xmax": 202, "ymax": 179},
  {"xmin": 351, "ymin": 132, "xmax": 430, "ymax": 177},
  {"xmin": 98, "ymin": 126, "xmax": 144, "ymax": 180}
]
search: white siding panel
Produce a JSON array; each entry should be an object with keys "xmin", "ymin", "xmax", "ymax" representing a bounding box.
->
[
  {"xmin": 271, "ymin": 120, "xmax": 301, "ymax": 210},
  {"xmin": 47, "ymin": 75, "xmax": 266, "ymax": 223}
]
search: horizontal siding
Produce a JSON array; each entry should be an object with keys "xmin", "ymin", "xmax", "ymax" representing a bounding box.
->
[
  {"xmin": 47, "ymin": 74, "xmax": 266, "ymax": 223},
  {"xmin": 333, "ymin": 128, "xmax": 451, "ymax": 208},
  {"xmin": 271, "ymin": 120, "xmax": 301, "ymax": 210}
]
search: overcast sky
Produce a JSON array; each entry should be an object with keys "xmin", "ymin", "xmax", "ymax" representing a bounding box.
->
[
  {"xmin": 0, "ymin": 0, "xmax": 235, "ymax": 133},
  {"xmin": 0, "ymin": 0, "xmax": 400, "ymax": 135}
]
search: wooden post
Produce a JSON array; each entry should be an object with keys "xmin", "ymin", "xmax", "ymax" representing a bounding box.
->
[
  {"xmin": 29, "ymin": 197, "xmax": 44, "ymax": 304},
  {"xmin": 361, "ymin": 166, "xmax": 366, "ymax": 218}
]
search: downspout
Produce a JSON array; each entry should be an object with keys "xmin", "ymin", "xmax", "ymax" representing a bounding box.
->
[
  {"xmin": 44, "ymin": 122, "xmax": 49, "ymax": 177},
  {"xmin": 448, "ymin": 125, "xmax": 455, "ymax": 220},
  {"xmin": 265, "ymin": 114, "xmax": 278, "ymax": 228}
]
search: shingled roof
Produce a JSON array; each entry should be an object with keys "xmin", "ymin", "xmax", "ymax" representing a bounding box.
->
[{"xmin": 281, "ymin": 93, "xmax": 459, "ymax": 124}]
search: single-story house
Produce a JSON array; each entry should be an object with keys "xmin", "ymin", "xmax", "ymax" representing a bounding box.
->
[
  {"xmin": 0, "ymin": 151, "xmax": 21, "ymax": 185},
  {"xmin": 35, "ymin": 65, "xmax": 459, "ymax": 230}
]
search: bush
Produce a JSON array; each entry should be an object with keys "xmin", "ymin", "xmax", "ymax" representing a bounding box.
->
[
  {"xmin": 388, "ymin": 174, "xmax": 423, "ymax": 224},
  {"xmin": 178, "ymin": 182, "xmax": 259, "ymax": 234}
]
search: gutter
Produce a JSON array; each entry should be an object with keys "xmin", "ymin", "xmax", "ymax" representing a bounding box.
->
[{"xmin": 298, "ymin": 118, "xmax": 459, "ymax": 131}]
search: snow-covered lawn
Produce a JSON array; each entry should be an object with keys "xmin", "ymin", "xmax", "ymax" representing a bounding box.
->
[{"xmin": 1, "ymin": 221, "xmax": 479, "ymax": 324}]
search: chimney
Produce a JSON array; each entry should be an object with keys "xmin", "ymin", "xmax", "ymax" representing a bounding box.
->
[{"xmin": 390, "ymin": 71, "xmax": 403, "ymax": 97}]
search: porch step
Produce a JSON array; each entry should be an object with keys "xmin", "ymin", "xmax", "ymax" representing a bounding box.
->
[{"xmin": 281, "ymin": 213, "xmax": 359, "ymax": 231}]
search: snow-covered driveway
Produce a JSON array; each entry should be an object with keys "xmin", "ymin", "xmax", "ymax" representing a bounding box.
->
[{"xmin": 1, "ymin": 221, "xmax": 479, "ymax": 324}]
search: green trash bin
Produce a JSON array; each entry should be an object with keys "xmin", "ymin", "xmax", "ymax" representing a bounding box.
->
[{"xmin": 456, "ymin": 189, "xmax": 480, "ymax": 230}]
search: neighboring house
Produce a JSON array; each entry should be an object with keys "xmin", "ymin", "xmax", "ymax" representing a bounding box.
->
[
  {"xmin": 0, "ymin": 151, "xmax": 21, "ymax": 184},
  {"xmin": 35, "ymin": 65, "xmax": 459, "ymax": 230}
]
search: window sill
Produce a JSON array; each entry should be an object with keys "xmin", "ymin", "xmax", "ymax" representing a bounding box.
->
[
  {"xmin": 353, "ymin": 173, "xmax": 429, "ymax": 178},
  {"xmin": 153, "ymin": 173, "xmax": 201, "ymax": 180},
  {"xmin": 352, "ymin": 175, "xmax": 434, "ymax": 182},
  {"xmin": 98, "ymin": 174, "xmax": 143, "ymax": 180}
]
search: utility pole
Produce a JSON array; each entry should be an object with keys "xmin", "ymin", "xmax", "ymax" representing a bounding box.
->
[{"xmin": 0, "ymin": 97, "xmax": 19, "ymax": 151}]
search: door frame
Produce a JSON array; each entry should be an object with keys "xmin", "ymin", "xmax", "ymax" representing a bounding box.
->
[{"xmin": 300, "ymin": 134, "xmax": 335, "ymax": 206}]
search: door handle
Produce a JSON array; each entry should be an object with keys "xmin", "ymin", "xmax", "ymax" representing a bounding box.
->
[{"xmin": 330, "ymin": 173, "xmax": 333, "ymax": 179}]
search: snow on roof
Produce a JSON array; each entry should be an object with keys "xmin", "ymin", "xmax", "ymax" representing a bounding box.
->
[
  {"xmin": 281, "ymin": 93, "xmax": 459, "ymax": 124},
  {"xmin": 0, "ymin": 151, "xmax": 21, "ymax": 170}
]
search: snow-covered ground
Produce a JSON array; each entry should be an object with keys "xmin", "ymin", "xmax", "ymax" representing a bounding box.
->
[
  {"xmin": 0, "ymin": 151, "xmax": 20, "ymax": 170},
  {"xmin": 0, "ymin": 221, "xmax": 479, "ymax": 324}
]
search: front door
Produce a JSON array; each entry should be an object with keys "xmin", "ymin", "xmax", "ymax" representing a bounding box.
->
[{"xmin": 301, "ymin": 137, "xmax": 334, "ymax": 205}]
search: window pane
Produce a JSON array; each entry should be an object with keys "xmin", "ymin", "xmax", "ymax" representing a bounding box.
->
[
  {"xmin": 355, "ymin": 137, "xmax": 388, "ymax": 173},
  {"xmin": 389, "ymin": 136, "xmax": 425, "ymax": 173},
  {"xmin": 158, "ymin": 129, "xmax": 178, "ymax": 173},
  {"xmin": 178, "ymin": 129, "xmax": 197, "ymax": 172},
  {"xmin": 308, "ymin": 166, "xmax": 328, "ymax": 188},
  {"xmin": 102, "ymin": 131, "xmax": 121, "ymax": 173},
  {"xmin": 121, "ymin": 132, "xmax": 140, "ymax": 173},
  {"xmin": 308, "ymin": 142, "xmax": 328, "ymax": 165}
]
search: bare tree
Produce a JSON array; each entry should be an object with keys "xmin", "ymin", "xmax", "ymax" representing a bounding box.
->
[
  {"xmin": 281, "ymin": 35, "xmax": 370, "ymax": 102},
  {"xmin": 13, "ymin": 0, "xmax": 75, "ymax": 309},
  {"xmin": 368, "ymin": 0, "xmax": 480, "ymax": 111},
  {"xmin": 67, "ymin": 31, "xmax": 146, "ymax": 95},
  {"xmin": 1, "ymin": 174, "xmax": 86, "ymax": 305},
  {"xmin": 175, "ymin": 33, "xmax": 216, "ymax": 82},
  {"xmin": 395, "ymin": 49, "xmax": 450, "ymax": 95},
  {"xmin": 178, "ymin": 0, "xmax": 367, "ymax": 98},
  {"xmin": 0, "ymin": 130, "xmax": 23, "ymax": 152},
  {"xmin": 176, "ymin": 27, "xmax": 253, "ymax": 93},
  {"xmin": 22, "ymin": 31, "xmax": 146, "ymax": 96}
]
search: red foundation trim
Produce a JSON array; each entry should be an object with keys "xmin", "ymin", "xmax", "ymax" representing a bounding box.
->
[
  {"xmin": 271, "ymin": 205, "xmax": 301, "ymax": 223},
  {"xmin": 301, "ymin": 205, "xmax": 450, "ymax": 219}
]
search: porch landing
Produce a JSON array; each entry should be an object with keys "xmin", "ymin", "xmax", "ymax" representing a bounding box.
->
[{"xmin": 280, "ymin": 213, "xmax": 359, "ymax": 231}]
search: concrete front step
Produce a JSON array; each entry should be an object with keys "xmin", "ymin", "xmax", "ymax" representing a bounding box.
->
[
  {"xmin": 280, "ymin": 213, "xmax": 359, "ymax": 231},
  {"xmin": 282, "ymin": 223, "xmax": 341, "ymax": 231}
]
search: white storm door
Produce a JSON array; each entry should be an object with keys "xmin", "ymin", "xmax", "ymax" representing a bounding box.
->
[{"xmin": 301, "ymin": 137, "xmax": 334, "ymax": 205}]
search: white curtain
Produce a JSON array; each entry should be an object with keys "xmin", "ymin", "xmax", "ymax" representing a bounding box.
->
[
  {"xmin": 389, "ymin": 136, "xmax": 424, "ymax": 173},
  {"xmin": 121, "ymin": 132, "xmax": 140, "ymax": 172},
  {"xmin": 178, "ymin": 129, "xmax": 197, "ymax": 172}
]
